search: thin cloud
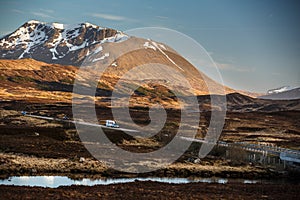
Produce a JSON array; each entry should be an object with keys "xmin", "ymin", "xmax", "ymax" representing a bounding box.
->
[
  {"xmin": 216, "ymin": 62, "xmax": 255, "ymax": 72},
  {"xmin": 12, "ymin": 9, "xmax": 55, "ymax": 18},
  {"xmin": 39, "ymin": 8, "xmax": 54, "ymax": 13},
  {"xmin": 156, "ymin": 16, "xmax": 169, "ymax": 20},
  {"xmin": 31, "ymin": 12, "xmax": 55, "ymax": 19},
  {"xmin": 90, "ymin": 13, "xmax": 127, "ymax": 21},
  {"xmin": 12, "ymin": 9, "xmax": 25, "ymax": 14}
]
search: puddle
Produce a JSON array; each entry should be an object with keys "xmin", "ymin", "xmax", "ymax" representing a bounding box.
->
[{"xmin": 0, "ymin": 176, "xmax": 263, "ymax": 188}]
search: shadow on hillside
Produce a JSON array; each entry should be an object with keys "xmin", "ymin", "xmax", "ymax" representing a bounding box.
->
[{"xmin": 35, "ymin": 80, "xmax": 112, "ymax": 97}]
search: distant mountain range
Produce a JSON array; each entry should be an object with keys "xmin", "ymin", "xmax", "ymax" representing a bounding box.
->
[
  {"xmin": 267, "ymin": 86, "xmax": 293, "ymax": 94},
  {"xmin": 259, "ymin": 86, "xmax": 300, "ymax": 100}
]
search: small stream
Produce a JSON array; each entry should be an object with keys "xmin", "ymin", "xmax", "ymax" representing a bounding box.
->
[{"xmin": 0, "ymin": 176, "xmax": 297, "ymax": 188}]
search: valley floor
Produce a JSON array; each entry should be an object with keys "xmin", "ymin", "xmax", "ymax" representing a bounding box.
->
[{"xmin": 0, "ymin": 101, "xmax": 300, "ymax": 199}]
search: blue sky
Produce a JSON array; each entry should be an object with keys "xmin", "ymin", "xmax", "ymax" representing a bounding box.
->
[{"xmin": 0, "ymin": 0, "xmax": 299, "ymax": 93}]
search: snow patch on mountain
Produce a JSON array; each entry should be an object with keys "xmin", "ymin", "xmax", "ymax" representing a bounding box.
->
[
  {"xmin": 27, "ymin": 20, "xmax": 41, "ymax": 24},
  {"xmin": 2, "ymin": 25, "xmax": 47, "ymax": 50},
  {"xmin": 92, "ymin": 52, "xmax": 109, "ymax": 62},
  {"xmin": 149, "ymin": 40, "xmax": 184, "ymax": 71},
  {"xmin": 84, "ymin": 22, "xmax": 99, "ymax": 29},
  {"xmin": 93, "ymin": 46, "xmax": 103, "ymax": 54},
  {"xmin": 101, "ymin": 32, "xmax": 129, "ymax": 43},
  {"xmin": 111, "ymin": 62, "xmax": 117, "ymax": 67},
  {"xmin": 52, "ymin": 23, "xmax": 64, "ymax": 30},
  {"xmin": 143, "ymin": 40, "xmax": 184, "ymax": 71},
  {"xmin": 143, "ymin": 41, "xmax": 156, "ymax": 51}
]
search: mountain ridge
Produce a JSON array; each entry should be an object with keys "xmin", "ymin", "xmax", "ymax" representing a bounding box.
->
[{"xmin": 0, "ymin": 20, "xmax": 128, "ymax": 66}]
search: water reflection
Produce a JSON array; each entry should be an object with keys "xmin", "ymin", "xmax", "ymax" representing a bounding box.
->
[{"xmin": 0, "ymin": 176, "xmax": 266, "ymax": 188}]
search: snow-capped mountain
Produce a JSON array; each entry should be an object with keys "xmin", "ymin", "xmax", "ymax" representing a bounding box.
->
[
  {"xmin": 260, "ymin": 86, "xmax": 300, "ymax": 100},
  {"xmin": 0, "ymin": 20, "xmax": 240, "ymax": 96},
  {"xmin": 267, "ymin": 86, "xmax": 293, "ymax": 94},
  {"xmin": 0, "ymin": 20, "xmax": 128, "ymax": 66}
]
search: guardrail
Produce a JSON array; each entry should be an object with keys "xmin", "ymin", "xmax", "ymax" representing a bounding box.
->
[{"xmin": 180, "ymin": 136, "xmax": 300, "ymax": 162}]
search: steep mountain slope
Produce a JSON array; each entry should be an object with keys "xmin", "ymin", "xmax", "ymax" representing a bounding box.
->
[{"xmin": 0, "ymin": 58, "xmax": 189, "ymax": 107}]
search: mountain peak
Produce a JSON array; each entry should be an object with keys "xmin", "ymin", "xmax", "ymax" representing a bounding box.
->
[
  {"xmin": 81, "ymin": 22, "xmax": 100, "ymax": 29},
  {"xmin": 22, "ymin": 20, "xmax": 99, "ymax": 30},
  {"xmin": 51, "ymin": 22, "xmax": 64, "ymax": 29},
  {"xmin": 26, "ymin": 20, "xmax": 42, "ymax": 24},
  {"xmin": 0, "ymin": 21, "xmax": 129, "ymax": 66}
]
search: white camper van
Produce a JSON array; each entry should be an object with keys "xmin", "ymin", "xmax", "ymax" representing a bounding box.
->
[{"xmin": 105, "ymin": 120, "xmax": 119, "ymax": 128}]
